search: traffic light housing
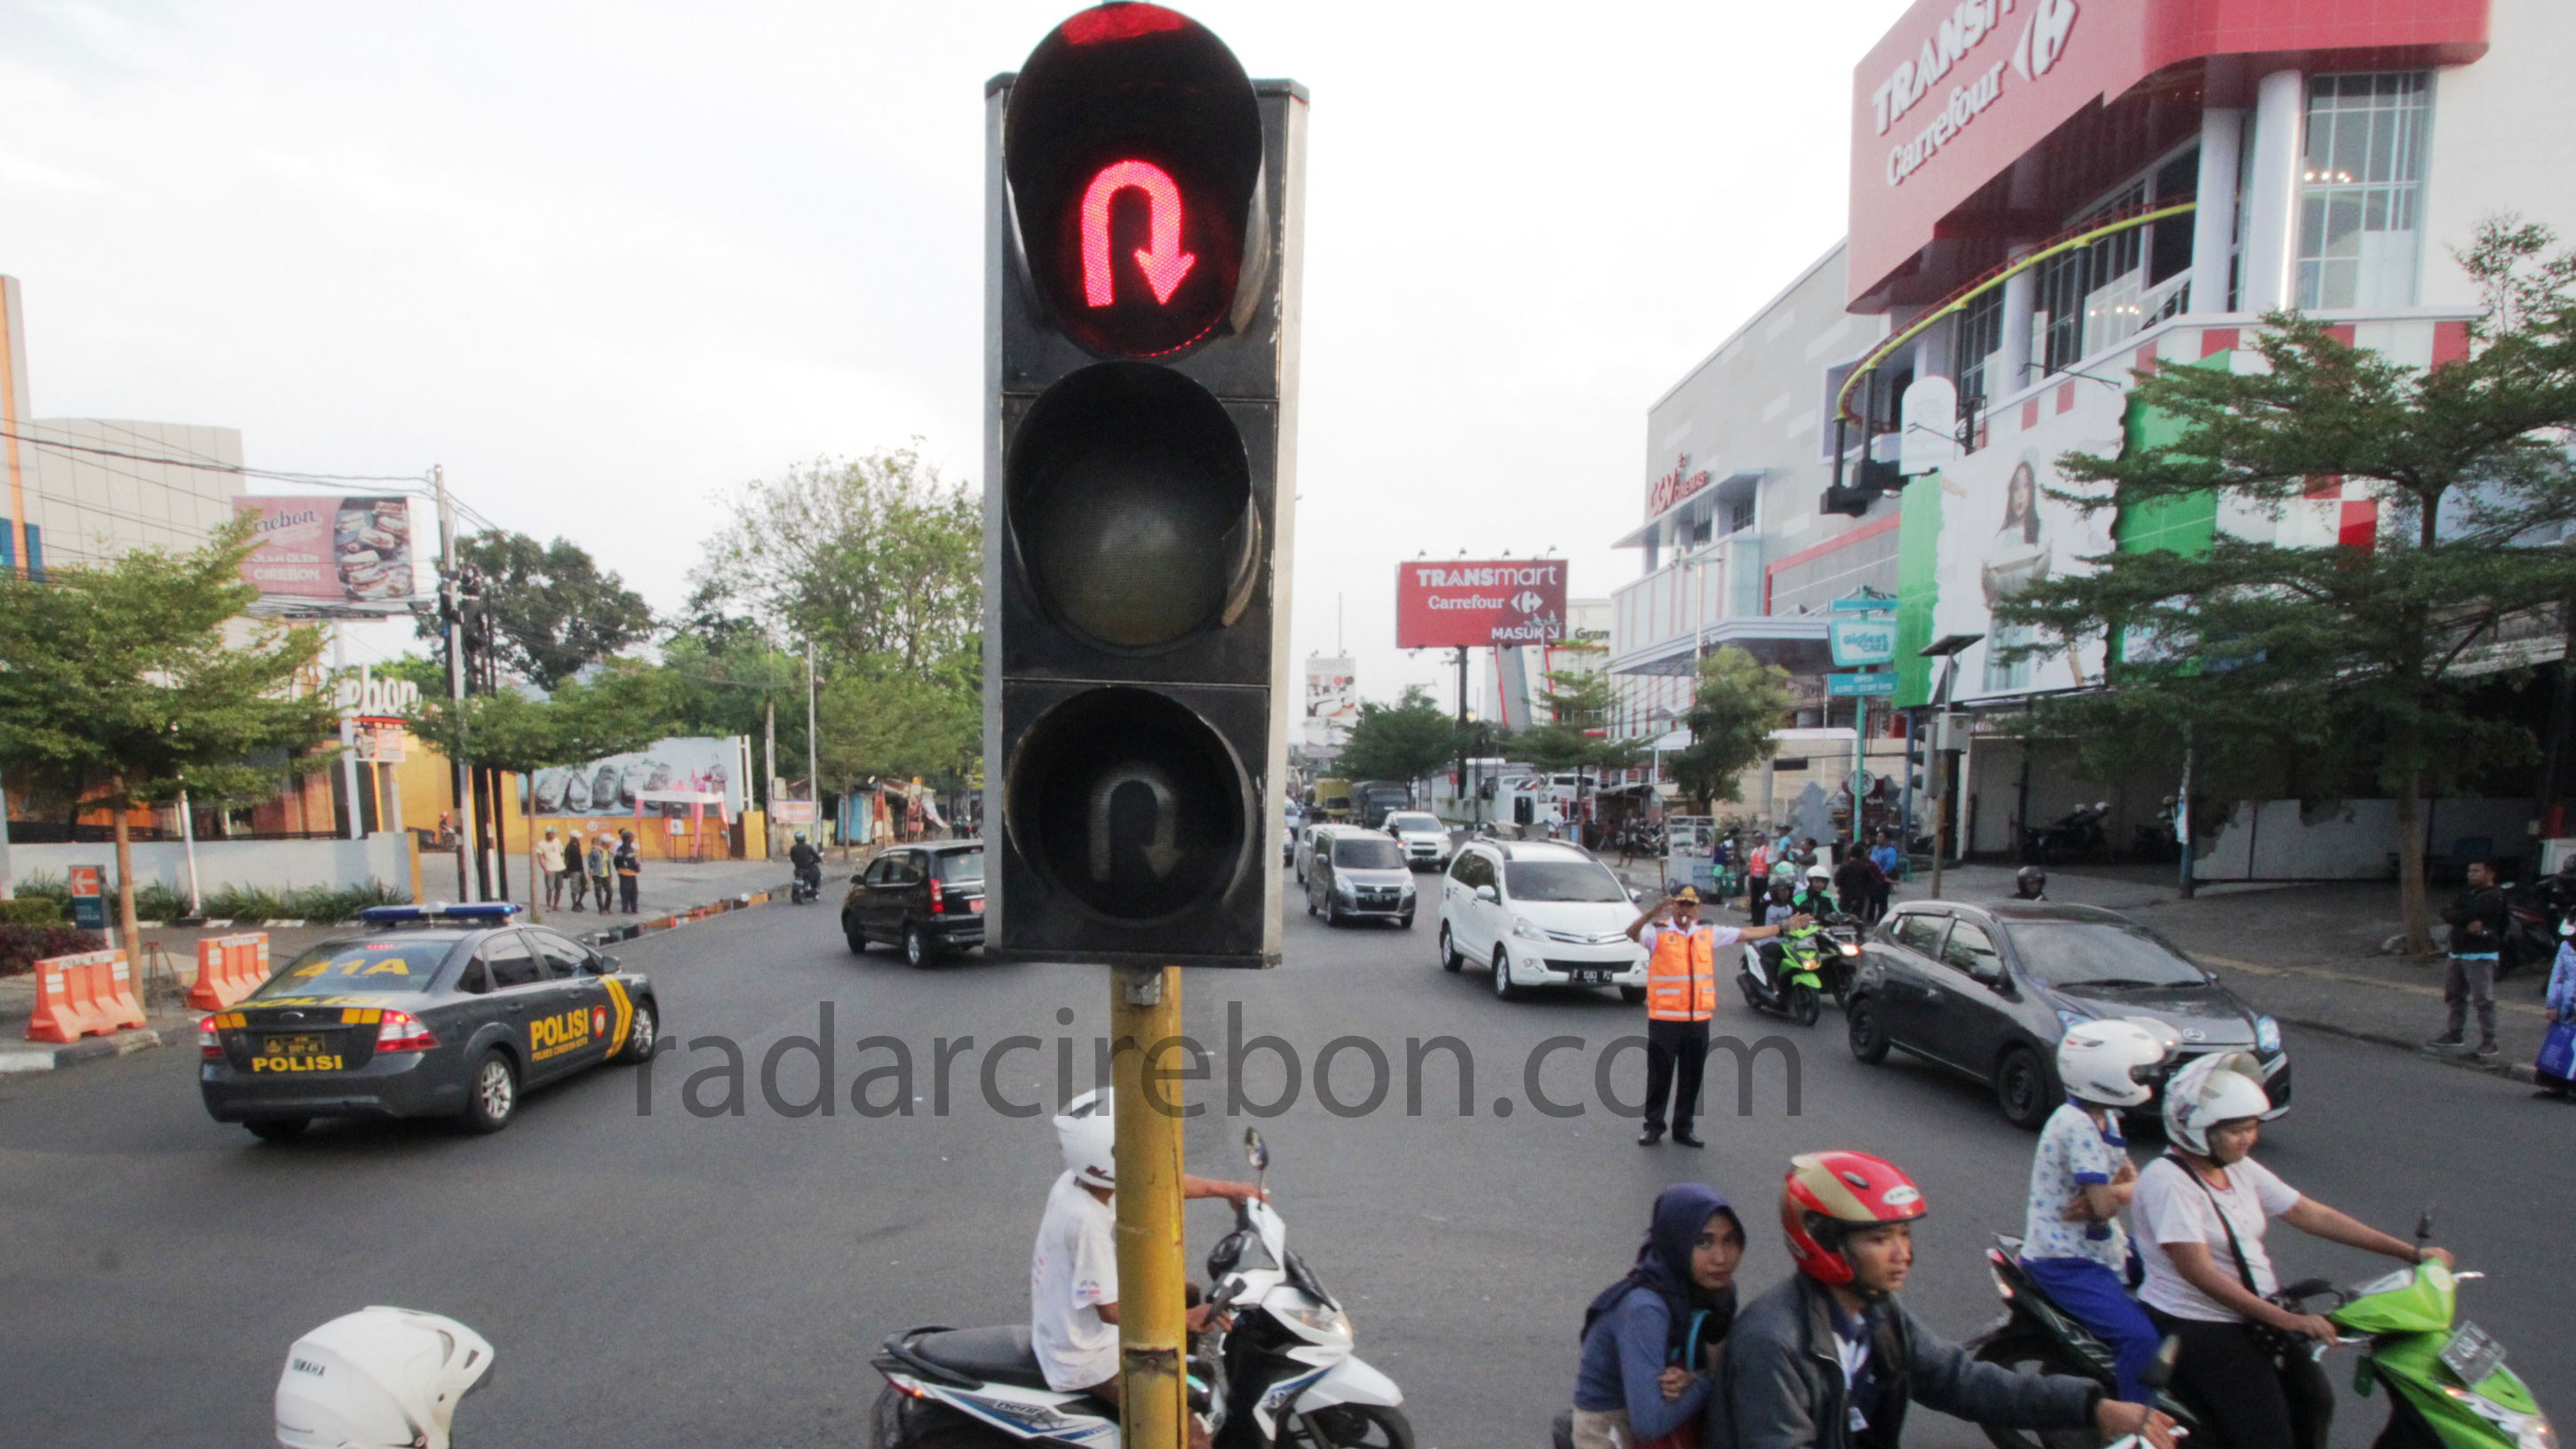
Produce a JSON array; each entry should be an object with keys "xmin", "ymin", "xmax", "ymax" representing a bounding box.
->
[{"xmin": 985, "ymin": 5, "xmax": 1303, "ymax": 967}]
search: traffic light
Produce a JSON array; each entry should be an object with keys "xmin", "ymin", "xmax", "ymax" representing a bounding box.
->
[{"xmin": 986, "ymin": 4, "xmax": 1303, "ymax": 967}]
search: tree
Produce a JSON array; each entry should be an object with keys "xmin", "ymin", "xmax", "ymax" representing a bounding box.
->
[
  {"xmin": 1528, "ymin": 658, "xmax": 1649, "ymax": 778},
  {"xmin": 0, "ymin": 518, "xmax": 338, "ymax": 947},
  {"xmin": 414, "ymin": 531, "xmax": 655, "ymax": 689},
  {"xmin": 1669, "ymin": 647, "xmax": 1795, "ymax": 811},
  {"xmin": 401, "ymin": 664, "xmax": 673, "ymax": 777},
  {"xmin": 2001, "ymin": 217, "xmax": 2576, "ymax": 951},
  {"xmin": 1336, "ymin": 686, "xmax": 1464, "ymax": 787}
]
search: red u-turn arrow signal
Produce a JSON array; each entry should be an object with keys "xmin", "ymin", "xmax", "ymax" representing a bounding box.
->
[{"xmin": 1080, "ymin": 159, "xmax": 1196, "ymax": 307}]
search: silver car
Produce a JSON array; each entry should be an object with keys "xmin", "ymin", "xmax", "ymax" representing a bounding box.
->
[{"xmin": 1305, "ymin": 831, "xmax": 1417, "ymax": 928}]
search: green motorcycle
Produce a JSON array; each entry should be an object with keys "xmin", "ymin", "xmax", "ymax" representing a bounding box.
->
[{"xmin": 2277, "ymin": 1225, "xmax": 2551, "ymax": 1449}]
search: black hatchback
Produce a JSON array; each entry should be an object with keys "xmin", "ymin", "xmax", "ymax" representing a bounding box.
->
[
  {"xmin": 844, "ymin": 840, "xmax": 985, "ymax": 967},
  {"xmin": 1845, "ymin": 901, "xmax": 2292, "ymax": 1129}
]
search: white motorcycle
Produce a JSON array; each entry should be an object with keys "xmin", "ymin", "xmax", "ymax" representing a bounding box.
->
[{"xmin": 872, "ymin": 1129, "xmax": 1411, "ymax": 1448}]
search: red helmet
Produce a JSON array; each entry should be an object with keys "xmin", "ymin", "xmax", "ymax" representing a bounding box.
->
[{"xmin": 1780, "ymin": 1150, "xmax": 1928, "ymax": 1286}]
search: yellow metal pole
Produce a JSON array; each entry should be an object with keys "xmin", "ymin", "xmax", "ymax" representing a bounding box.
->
[{"xmin": 1111, "ymin": 964, "xmax": 1188, "ymax": 1449}]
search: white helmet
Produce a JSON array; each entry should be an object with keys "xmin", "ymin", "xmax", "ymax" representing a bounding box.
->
[
  {"xmin": 2161, "ymin": 1050, "xmax": 2271, "ymax": 1155},
  {"xmin": 274, "ymin": 1307, "xmax": 494, "ymax": 1449},
  {"xmin": 2055, "ymin": 1019, "xmax": 2168, "ymax": 1107},
  {"xmin": 1807, "ymin": 864, "xmax": 1833, "ymax": 883},
  {"xmin": 1054, "ymin": 1087, "xmax": 1116, "ymax": 1189}
]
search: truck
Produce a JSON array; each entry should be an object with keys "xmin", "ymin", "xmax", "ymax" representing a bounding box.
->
[
  {"xmin": 1350, "ymin": 780, "xmax": 1413, "ymax": 829},
  {"xmin": 1308, "ymin": 778, "xmax": 1354, "ymax": 823}
]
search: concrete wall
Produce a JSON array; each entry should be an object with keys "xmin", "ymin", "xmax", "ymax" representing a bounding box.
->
[
  {"xmin": 11, "ymin": 832, "xmax": 415, "ymax": 902},
  {"xmin": 2193, "ymin": 799, "xmax": 2534, "ymax": 882},
  {"xmin": 2419, "ymin": 0, "xmax": 2576, "ymax": 314}
]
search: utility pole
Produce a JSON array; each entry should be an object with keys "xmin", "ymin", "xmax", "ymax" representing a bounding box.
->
[
  {"xmin": 1454, "ymin": 645, "xmax": 1470, "ymax": 830},
  {"xmin": 765, "ymin": 692, "xmax": 779, "ymax": 860},
  {"xmin": 805, "ymin": 639, "xmax": 821, "ymax": 848},
  {"xmin": 434, "ymin": 466, "xmax": 477, "ymax": 903}
]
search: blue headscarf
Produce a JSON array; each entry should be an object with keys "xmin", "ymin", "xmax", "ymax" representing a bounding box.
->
[{"xmin": 1581, "ymin": 1183, "xmax": 1743, "ymax": 1351}]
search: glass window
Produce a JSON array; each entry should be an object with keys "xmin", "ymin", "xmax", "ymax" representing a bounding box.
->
[
  {"xmin": 455, "ymin": 958, "xmax": 490, "ymax": 996},
  {"xmin": 532, "ymin": 932, "xmax": 591, "ymax": 980},
  {"xmin": 2004, "ymin": 922, "xmax": 2206, "ymax": 988},
  {"xmin": 1893, "ymin": 912, "xmax": 1948, "ymax": 957},
  {"xmin": 255, "ymin": 938, "xmax": 460, "ymax": 997},
  {"xmin": 1331, "ymin": 837, "xmax": 1406, "ymax": 870},
  {"xmin": 1503, "ymin": 861, "xmax": 1628, "ymax": 903},
  {"xmin": 934, "ymin": 850, "xmax": 984, "ymax": 883},
  {"xmin": 481, "ymin": 934, "xmax": 544, "ymax": 990},
  {"xmin": 2036, "ymin": 180, "xmax": 2148, "ymax": 376},
  {"xmin": 1952, "ymin": 287, "xmax": 2005, "ymax": 427},
  {"xmin": 2297, "ymin": 73, "xmax": 2429, "ymax": 310},
  {"xmin": 1941, "ymin": 921, "xmax": 2003, "ymax": 977},
  {"xmin": 863, "ymin": 856, "xmax": 897, "ymax": 886},
  {"xmin": 1387, "ymin": 813, "xmax": 1443, "ymax": 833}
]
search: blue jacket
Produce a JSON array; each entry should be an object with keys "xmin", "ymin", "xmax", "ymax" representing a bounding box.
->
[
  {"xmin": 1575, "ymin": 1286, "xmax": 1717, "ymax": 1438},
  {"xmin": 2548, "ymin": 941, "xmax": 2576, "ymax": 1017}
]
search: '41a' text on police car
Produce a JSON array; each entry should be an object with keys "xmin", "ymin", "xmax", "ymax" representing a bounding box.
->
[{"xmin": 198, "ymin": 904, "xmax": 661, "ymax": 1141}]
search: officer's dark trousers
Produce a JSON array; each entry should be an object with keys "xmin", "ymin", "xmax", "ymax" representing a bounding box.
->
[{"xmin": 1642, "ymin": 1017, "xmax": 1710, "ymax": 1135}]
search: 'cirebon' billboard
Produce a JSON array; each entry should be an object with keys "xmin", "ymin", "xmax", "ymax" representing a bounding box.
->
[{"xmin": 1395, "ymin": 559, "xmax": 1567, "ymax": 649}]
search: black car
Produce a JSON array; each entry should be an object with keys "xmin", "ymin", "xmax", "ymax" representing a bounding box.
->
[
  {"xmin": 198, "ymin": 904, "xmax": 660, "ymax": 1141},
  {"xmin": 844, "ymin": 840, "xmax": 985, "ymax": 967},
  {"xmin": 1846, "ymin": 900, "xmax": 2291, "ymax": 1129}
]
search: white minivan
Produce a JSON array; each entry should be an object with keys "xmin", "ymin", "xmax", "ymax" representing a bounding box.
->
[{"xmin": 1437, "ymin": 840, "xmax": 1647, "ymax": 1001}]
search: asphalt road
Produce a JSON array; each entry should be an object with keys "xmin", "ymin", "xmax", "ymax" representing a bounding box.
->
[{"xmin": 2, "ymin": 884, "xmax": 2567, "ymax": 1448}]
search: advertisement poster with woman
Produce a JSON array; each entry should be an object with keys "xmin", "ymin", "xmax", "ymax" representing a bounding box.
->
[{"xmin": 1928, "ymin": 380, "xmax": 2124, "ymax": 702}]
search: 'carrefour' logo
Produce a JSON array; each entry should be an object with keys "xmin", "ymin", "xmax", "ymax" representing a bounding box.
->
[{"xmin": 1512, "ymin": 590, "xmax": 1544, "ymax": 614}]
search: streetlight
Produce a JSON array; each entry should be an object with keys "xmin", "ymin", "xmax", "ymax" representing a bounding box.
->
[{"xmin": 1916, "ymin": 633, "xmax": 1983, "ymax": 899}]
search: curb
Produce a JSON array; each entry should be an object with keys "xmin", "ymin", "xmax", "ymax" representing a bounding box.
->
[
  {"xmin": 0, "ymin": 882, "xmax": 791, "ymax": 1075},
  {"xmin": 2270, "ymin": 1010, "xmax": 2539, "ymax": 1086}
]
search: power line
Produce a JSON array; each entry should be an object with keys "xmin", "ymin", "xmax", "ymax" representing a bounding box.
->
[{"xmin": 0, "ymin": 427, "xmax": 433, "ymax": 486}]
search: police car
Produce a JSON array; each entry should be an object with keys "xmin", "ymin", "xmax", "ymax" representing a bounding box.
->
[{"xmin": 197, "ymin": 904, "xmax": 662, "ymax": 1141}]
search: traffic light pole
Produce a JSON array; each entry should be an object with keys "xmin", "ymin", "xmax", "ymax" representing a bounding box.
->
[{"xmin": 1111, "ymin": 965, "xmax": 1189, "ymax": 1449}]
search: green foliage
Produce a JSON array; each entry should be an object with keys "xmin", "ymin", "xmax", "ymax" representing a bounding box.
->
[
  {"xmin": 9, "ymin": 873, "xmax": 71, "ymax": 911},
  {"xmin": 1522, "ymin": 656, "xmax": 1648, "ymax": 776},
  {"xmin": 0, "ymin": 516, "xmax": 338, "ymax": 810},
  {"xmin": 0, "ymin": 896, "xmax": 63, "ymax": 927},
  {"xmin": 2005, "ymin": 215, "xmax": 2576, "ymax": 949},
  {"xmin": 1336, "ymin": 686, "xmax": 1466, "ymax": 786},
  {"xmin": 404, "ymin": 663, "xmax": 674, "ymax": 776},
  {"xmin": 416, "ymin": 532, "xmax": 656, "ymax": 689},
  {"xmin": 1669, "ymin": 647, "xmax": 1795, "ymax": 809},
  {"xmin": 0, "ymin": 925, "xmax": 105, "ymax": 978}
]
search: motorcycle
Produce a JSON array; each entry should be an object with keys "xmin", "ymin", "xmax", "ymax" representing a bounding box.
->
[
  {"xmin": 1812, "ymin": 912, "xmax": 1866, "ymax": 1009},
  {"xmin": 1966, "ymin": 1237, "xmax": 2203, "ymax": 1449},
  {"xmin": 2021, "ymin": 802, "xmax": 2111, "ymax": 866},
  {"xmin": 789, "ymin": 866, "xmax": 823, "ymax": 905},
  {"xmin": 2495, "ymin": 873, "xmax": 2571, "ymax": 980},
  {"xmin": 871, "ymin": 1128, "xmax": 1411, "ymax": 1449},
  {"xmin": 1738, "ymin": 932, "xmax": 1833, "ymax": 1027},
  {"xmin": 2287, "ymin": 1214, "xmax": 2548, "ymax": 1449}
]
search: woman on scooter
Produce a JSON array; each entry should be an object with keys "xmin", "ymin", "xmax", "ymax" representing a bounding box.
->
[
  {"xmin": 1569, "ymin": 1182, "xmax": 1745, "ymax": 1449},
  {"xmin": 2018, "ymin": 1021, "xmax": 2168, "ymax": 1405},
  {"xmin": 2134, "ymin": 1054, "xmax": 2453, "ymax": 1449}
]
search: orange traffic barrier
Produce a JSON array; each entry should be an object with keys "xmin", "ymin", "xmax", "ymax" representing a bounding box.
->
[
  {"xmin": 24, "ymin": 950, "xmax": 127, "ymax": 1042},
  {"xmin": 187, "ymin": 933, "xmax": 271, "ymax": 1011},
  {"xmin": 98, "ymin": 951, "xmax": 147, "ymax": 1031}
]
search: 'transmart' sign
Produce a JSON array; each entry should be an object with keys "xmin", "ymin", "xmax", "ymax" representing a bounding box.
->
[{"xmin": 1395, "ymin": 560, "xmax": 1567, "ymax": 649}]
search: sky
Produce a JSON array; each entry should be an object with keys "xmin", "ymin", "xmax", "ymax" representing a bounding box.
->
[{"xmin": 0, "ymin": 0, "xmax": 1915, "ymax": 705}]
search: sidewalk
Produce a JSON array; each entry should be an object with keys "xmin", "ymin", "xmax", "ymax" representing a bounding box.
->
[{"xmin": 1613, "ymin": 854, "xmax": 2560, "ymax": 1085}]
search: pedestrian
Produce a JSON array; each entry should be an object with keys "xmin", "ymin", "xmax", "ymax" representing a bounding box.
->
[
  {"xmin": 541, "ymin": 829, "xmax": 565, "ymax": 911},
  {"xmin": 1623, "ymin": 887, "xmax": 1804, "ymax": 1148},
  {"xmin": 1868, "ymin": 832, "xmax": 1903, "ymax": 919},
  {"xmin": 1745, "ymin": 836, "xmax": 1771, "ymax": 919},
  {"xmin": 2427, "ymin": 858, "xmax": 2507, "ymax": 1058},
  {"xmin": 589, "ymin": 834, "xmax": 614, "ymax": 913},
  {"xmin": 2535, "ymin": 919, "xmax": 2576, "ymax": 1101},
  {"xmin": 615, "ymin": 830, "xmax": 641, "ymax": 913},
  {"xmin": 563, "ymin": 830, "xmax": 588, "ymax": 912},
  {"xmin": 1833, "ymin": 849, "xmax": 1877, "ymax": 925}
]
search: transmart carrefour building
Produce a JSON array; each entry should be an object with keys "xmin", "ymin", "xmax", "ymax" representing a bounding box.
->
[{"xmin": 1609, "ymin": 0, "xmax": 2574, "ymax": 872}]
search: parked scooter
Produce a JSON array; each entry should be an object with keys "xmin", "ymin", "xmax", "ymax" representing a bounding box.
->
[
  {"xmin": 1966, "ymin": 1237, "xmax": 2202, "ymax": 1449},
  {"xmin": 1738, "ymin": 933, "xmax": 1832, "ymax": 1027},
  {"xmin": 2021, "ymin": 802, "xmax": 2111, "ymax": 865},
  {"xmin": 871, "ymin": 1129, "xmax": 1411, "ymax": 1449}
]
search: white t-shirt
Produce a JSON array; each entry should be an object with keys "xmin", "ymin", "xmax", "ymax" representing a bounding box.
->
[
  {"xmin": 2134, "ymin": 1155, "xmax": 2302, "ymax": 1322},
  {"xmin": 1030, "ymin": 1170, "xmax": 1119, "ymax": 1390},
  {"xmin": 2023, "ymin": 1102, "xmax": 2132, "ymax": 1268},
  {"xmin": 1639, "ymin": 921, "xmax": 1743, "ymax": 954}
]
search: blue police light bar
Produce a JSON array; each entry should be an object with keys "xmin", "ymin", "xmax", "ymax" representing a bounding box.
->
[{"xmin": 357, "ymin": 903, "xmax": 525, "ymax": 925}]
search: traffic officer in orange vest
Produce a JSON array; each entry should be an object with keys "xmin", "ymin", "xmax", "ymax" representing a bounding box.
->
[{"xmin": 1625, "ymin": 887, "xmax": 1808, "ymax": 1147}]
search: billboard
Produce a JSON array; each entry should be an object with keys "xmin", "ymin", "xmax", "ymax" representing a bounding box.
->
[
  {"xmin": 528, "ymin": 736, "xmax": 745, "ymax": 819},
  {"xmin": 235, "ymin": 495, "xmax": 418, "ymax": 608},
  {"xmin": 1395, "ymin": 559, "xmax": 1567, "ymax": 649},
  {"xmin": 1302, "ymin": 654, "xmax": 1356, "ymax": 756},
  {"xmin": 1924, "ymin": 378, "xmax": 2124, "ymax": 704}
]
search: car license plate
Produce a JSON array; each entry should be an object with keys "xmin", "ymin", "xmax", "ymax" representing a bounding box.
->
[
  {"xmin": 264, "ymin": 1035, "xmax": 327, "ymax": 1057},
  {"xmin": 2440, "ymin": 1322, "xmax": 2506, "ymax": 1387},
  {"xmin": 1572, "ymin": 969, "xmax": 1611, "ymax": 986}
]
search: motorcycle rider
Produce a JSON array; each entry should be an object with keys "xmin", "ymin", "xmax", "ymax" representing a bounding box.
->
[
  {"xmin": 788, "ymin": 832, "xmax": 823, "ymax": 899},
  {"xmin": 2134, "ymin": 1055, "xmax": 2453, "ymax": 1449},
  {"xmin": 1709, "ymin": 1151, "xmax": 2174, "ymax": 1449},
  {"xmin": 1626, "ymin": 888, "xmax": 1806, "ymax": 1148},
  {"xmin": 1568, "ymin": 1183, "xmax": 1746, "ymax": 1449},
  {"xmin": 1762, "ymin": 876, "xmax": 1800, "ymax": 928},
  {"xmin": 2014, "ymin": 866, "xmax": 2047, "ymax": 901},
  {"xmin": 2018, "ymin": 1022, "xmax": 2168, "ymax": 1405},
  {"xmin": 1034, "ymin": 1089, "xmax": 1261, "ymax": 1444}
]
